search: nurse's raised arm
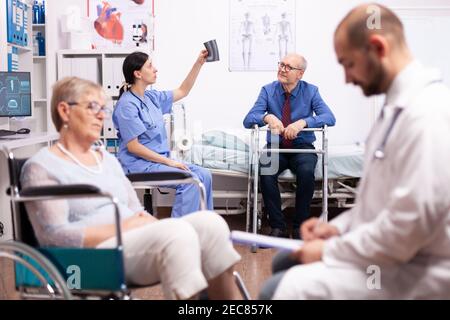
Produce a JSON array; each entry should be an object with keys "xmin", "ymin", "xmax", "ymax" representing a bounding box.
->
[{"xmin": 172, "ymin": 49, "xmax": 208, "ymax": 102}]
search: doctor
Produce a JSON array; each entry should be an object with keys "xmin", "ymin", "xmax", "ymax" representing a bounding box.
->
[
  {"xmin": 113, "ymin": 50, "xmax": 214, "ymax": 218},
  {"xmin": 260, "ymin": 3, "xmax": 450, "ymax": 299}
]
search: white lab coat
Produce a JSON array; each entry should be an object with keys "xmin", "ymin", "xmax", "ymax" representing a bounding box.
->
[{"xmin": 274, "ymin": 61, "xmax": 450, "ymax": 299}]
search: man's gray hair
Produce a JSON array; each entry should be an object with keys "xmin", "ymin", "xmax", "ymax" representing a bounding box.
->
[
  {"xmin": 284, "ymin": 53, "xmax": 308, "ymax": 71},
  {"xmin": 300, "ymin": 56, "xmax": 308, "ymax": 71}
]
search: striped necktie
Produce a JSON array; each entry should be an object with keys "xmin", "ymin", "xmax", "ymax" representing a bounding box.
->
[{"xmin": 281, "ymin": 92, "xmax": 292, "ymax": 148}]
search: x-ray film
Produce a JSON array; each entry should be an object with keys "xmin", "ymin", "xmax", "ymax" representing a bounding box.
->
[{"xmin": 204, "ymin": 39, "xmax": 220, "ymax": 62}]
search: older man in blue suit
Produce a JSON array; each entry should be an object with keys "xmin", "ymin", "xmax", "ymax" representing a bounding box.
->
[{"xmin": 244, "ymin": 53, "xmax": 336, "ymax": 239}]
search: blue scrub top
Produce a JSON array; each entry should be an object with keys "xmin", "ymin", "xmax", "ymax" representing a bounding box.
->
[{"xmin": 112, "ymin": 89, "xmax": 174, "ymax": 173}]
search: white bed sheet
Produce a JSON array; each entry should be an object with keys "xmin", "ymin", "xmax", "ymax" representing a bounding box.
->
[{"xmin": 181, "ymin": 143, "xmax": 365, "ymax": 180}]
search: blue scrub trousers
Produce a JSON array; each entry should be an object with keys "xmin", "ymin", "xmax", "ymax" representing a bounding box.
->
[{"xmin": 142, "ymin": 162, "xmax": 214, "ymax": 218}]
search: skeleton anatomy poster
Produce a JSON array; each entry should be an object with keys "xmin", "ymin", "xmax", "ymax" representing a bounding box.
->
[
  {"xmin": 87, "ymin": 0, "xmax": 154, "ymax": 50},
  {"xmin": 229, "ymin": 0, "xmax": 296, "ymax": 71}
]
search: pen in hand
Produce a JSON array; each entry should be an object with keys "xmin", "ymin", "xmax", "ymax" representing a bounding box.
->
[
  {"xmin": 313, "ymin": 213, "xmax": 341, "ymax": 240},
  {"xmin": 313, "ymin": 212, "xmax": 327, "ymax": 234},
  {"xmin": 301, "ymin": 215, "xmax": 339, "ymax": 241}
]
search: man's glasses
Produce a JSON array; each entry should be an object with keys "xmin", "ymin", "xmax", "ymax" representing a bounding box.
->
[
  {"xmin": 278, "ymin": 62, "xmax": 303, "ymax": 72},
  {"xmin": 67, "ymin": 101, "xmax": 112, "ymax": 118}
]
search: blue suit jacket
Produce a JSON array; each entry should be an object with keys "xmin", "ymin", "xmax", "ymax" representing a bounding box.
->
[{"xmin": 243, "ymin": 80, "xmax": 336, "ymax": 145}]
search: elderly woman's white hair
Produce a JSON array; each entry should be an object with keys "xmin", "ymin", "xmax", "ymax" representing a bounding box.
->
[{"xmin": 51, "ymin": 77, "xmax": 105, "ymax": 131}]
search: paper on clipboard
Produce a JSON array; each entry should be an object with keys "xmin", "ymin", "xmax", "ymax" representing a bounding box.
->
[{"xmin": 230, "ymin": 231, "xmax": 303, "ymax": 251}]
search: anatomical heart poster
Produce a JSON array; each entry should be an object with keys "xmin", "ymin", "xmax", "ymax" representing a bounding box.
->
[{"xmin": 87, "ymin": 0, "xmax": 154, "ymax": 50}]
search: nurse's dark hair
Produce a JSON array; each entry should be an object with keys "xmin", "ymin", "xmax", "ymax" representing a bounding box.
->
[{"xmin": 118, "ymin": 51, "xmax": 149, "ymax": 99}]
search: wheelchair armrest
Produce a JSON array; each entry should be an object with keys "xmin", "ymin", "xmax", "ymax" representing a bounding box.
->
[
  {"xmin": 20, "ymin": 184, "xmax": 101, "ymax": 197},
  {"xmin": 126, "ymin": 171, "xmax": 193, "ymax": 182},
  {"xmin": 127, "ymin": 171, "xmax": 207, "ymax": 211},
  {"xmin": 10, "ymin": 184, "xmax": 124, "ymax": 248}
]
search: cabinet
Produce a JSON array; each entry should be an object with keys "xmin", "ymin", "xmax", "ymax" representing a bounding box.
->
[
  {"xmin": 57, "ymin": 49, "xmax": 130, "ymax": 153},
  {"xmin": 0, "ymin": 0, "xmax": 49, "ymax": 134},
  {"xmin": 32, "ymin": 22, "xmax": 48, "ymax": 132},
  {"xmin": 0, "ymin": 1, "xmax": 53, "ymax": 241},
  {"xmin": 0, "ymin": 133, "xmax": 59, "ymax": 240}
]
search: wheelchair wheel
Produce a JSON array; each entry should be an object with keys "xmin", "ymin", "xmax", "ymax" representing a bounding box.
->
[{"xmin": 0, "ymin": 241, "xmax": 72, "ymax": 300}]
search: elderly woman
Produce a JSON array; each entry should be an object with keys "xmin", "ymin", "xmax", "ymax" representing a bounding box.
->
[{"xmin": 20, "ymin": 77, "xmax": 241, "ymax": 300}]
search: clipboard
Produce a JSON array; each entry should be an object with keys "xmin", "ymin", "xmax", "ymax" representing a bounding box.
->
[{"xmin": 230, "ymin": 231, "xmax": 303, "ymax": 251}]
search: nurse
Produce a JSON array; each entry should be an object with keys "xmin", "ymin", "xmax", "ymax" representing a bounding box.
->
[{"xmin": 113, "ymin": 50, "xmax": 213, "ymax": 218}]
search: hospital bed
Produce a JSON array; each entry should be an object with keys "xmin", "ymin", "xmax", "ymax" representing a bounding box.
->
[
  {"xmin": 108, "ymin": 104, "xmax": 363, "ymax": 230},
  {"xmin": 102, "ymin": 104, "xmax": 253, "ymax": 216},
  {"xmin": 175, "ymin": 130, "xmax": 251, "ymax": 216},
  {"xmin": 177, "ymin": 126, "xmax": 364, "ymax": 237}
]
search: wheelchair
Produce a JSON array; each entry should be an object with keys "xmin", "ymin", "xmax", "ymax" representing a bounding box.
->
[{"xmin": 0, "ymin": 147, "xmax": 250, "ymax": 300}]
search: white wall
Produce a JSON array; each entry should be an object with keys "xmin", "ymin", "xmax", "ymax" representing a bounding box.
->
[
  {"xmin": 43, "ymin": 0, "xmax": 450, "ymax": 145},
  {"xmin": 46, "ymin": 0, "xmax": 87, "ymax": 131},
  {"xmin": 152, "ymin": 0, "xmax": 450, "ymax": 146},
  {"xmin": 33, "ymin": 0, "xmax": 450, "ymax": 208},
  {"xmin": 153, "ymin": 0, "xmax": 374, "ymax": 146}
]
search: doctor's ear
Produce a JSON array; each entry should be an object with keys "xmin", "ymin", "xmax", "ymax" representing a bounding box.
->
[
  {"xmin": 368, "ymin": 34, "xmax": 388, "ymax": 58},
  {"xmin": 57, "ymin": 101, "xmax": 71, "ymax": 124}
]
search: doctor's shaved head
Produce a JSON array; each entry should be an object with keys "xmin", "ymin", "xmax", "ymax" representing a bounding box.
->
[
  {"xmin": 335, "ymin": 3, "xmax": 407, "ymax": 50},
  {"xmin": 334, "ymin": 3, "xmax": 413, "ymax": 96}
]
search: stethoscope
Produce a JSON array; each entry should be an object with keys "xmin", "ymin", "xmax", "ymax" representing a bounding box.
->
[
  {"xmin": 129, "ymin": 90, "xmax": 157, "ymax": 129},
  {"xmin": 373, "ymin": 79, "xmax": 442, "ymax": 160},
  {"xmin": 373, "ymin": 108, "xmax": 403, "ymax": 160}
]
